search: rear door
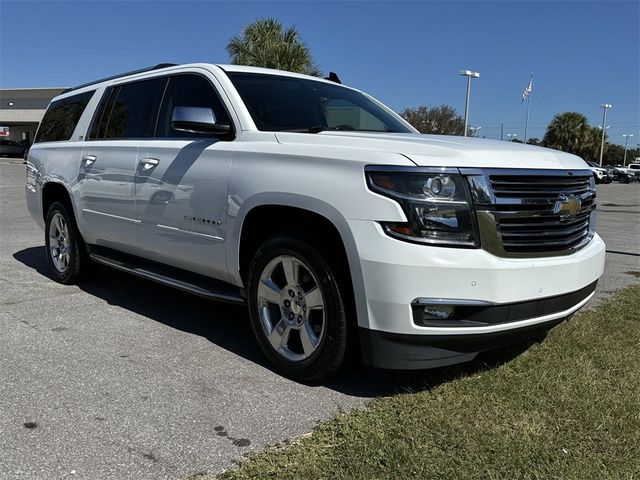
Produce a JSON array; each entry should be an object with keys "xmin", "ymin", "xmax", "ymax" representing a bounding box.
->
[
  {"xmin": 78, "ymin": 77, "xmax": 166, "ymax": 253},
  {"xmin": 135, "ymin": 73, "xmax": 235, "ymax": 280}
]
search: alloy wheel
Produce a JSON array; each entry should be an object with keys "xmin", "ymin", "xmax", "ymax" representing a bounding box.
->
[
  {"xmin": 48, "ymin": 212, "xmax": 71, "ymax": 273},
  {"xmin": 256, "ymin": 255, "xmax": 326, "ymax": 361}
]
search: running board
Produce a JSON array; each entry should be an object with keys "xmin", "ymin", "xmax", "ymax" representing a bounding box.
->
[{"xmin": 88, "ymin": 248, "xmax": 245, "ymax": 305}]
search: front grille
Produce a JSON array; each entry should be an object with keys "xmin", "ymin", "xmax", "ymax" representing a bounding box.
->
[
  {"xmin": 490, "ymin": 175, "xmax": 592, "ymax": 198},
  {"xmin": 472, "ymin": 171, "xmax": 596, "ymax": 256},
  {"xmin": 496, "ymin": 210, "xmax": 591, "ymax": 253}
]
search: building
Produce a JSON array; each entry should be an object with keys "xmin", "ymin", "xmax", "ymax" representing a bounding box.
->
[{"xmin": 0, "ymin": 87, "xmax": 67, "ymax": 144}]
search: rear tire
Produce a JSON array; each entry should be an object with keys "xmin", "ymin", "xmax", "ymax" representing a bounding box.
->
[
  {"xmin": 44, "ymin": 202, "xmax": 89, "ymax": 284},
  {"xmin": 246, "ymin": 235, "xmax": 348, "ymax": 382}
]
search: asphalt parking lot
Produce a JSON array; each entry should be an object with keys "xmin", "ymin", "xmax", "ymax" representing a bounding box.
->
[{"xmin": 1, "ymin": 157, "xmax": 639, "ymax": 480}]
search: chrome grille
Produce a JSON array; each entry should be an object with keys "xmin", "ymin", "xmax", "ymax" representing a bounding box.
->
[
  {"xmin": 490, "ymin": 175, "xmax": 592, "ymax": 198},
  {"xmin": 495, "ymin": 209, "xmax": 592, "ymax": 252},
  {"xmin": 466, "ymin": 169, "xmax": 597, "ymax": 257}
]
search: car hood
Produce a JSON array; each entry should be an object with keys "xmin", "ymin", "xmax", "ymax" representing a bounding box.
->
[{"xmin": 274, "ymin": 131, "xmax": 588, "ymax": 170}]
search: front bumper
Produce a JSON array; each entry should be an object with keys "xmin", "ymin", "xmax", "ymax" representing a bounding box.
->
[
  {"xmin": 348, "ymin": 220, "xmax": 605, "ymax": 368},
  {"xmin": 360, "ymin": 281, "xmax": 596, "ymax": 369}
]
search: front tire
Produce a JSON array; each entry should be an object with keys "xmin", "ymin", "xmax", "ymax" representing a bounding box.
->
[
  {"xmin": 44, "ymin": 202, "xmax": 89, "ymax": 284},
  {"xmin": 247, "ymin": 235, "xmax": 348, "ymax": 382}
]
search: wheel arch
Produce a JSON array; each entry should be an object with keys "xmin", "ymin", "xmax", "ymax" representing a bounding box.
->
[
  {"xmin": 41, "ymin": 181, "xmax": 74, "ymax": 221},
  {"xmin": 230, "ymin": 193, "xmax": 369, "ymax": 329}
]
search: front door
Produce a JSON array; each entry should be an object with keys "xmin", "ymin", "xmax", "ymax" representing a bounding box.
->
[{"xmin": 135, "ymin": 73, "xmax": 235, "ymax": 281}]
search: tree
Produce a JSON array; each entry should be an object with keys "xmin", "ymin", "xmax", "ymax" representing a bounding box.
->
[
  {"xmin": 226, "ymin": 18, "xmax": 321, "ymax": 76},
  {"xmin": 542, "ymin": 112, "xmax": 606, "ymax": 161},
  {"xmin": 399, "ymin": 105, "xmax": 465, "ymax": 135},
  {"xmin": 603, "ymin": 143, "xmax": 626, "ymax": 165},
  {"xmin": 581, "ymin": 126, "xmax": 605, "ymax": 163}
]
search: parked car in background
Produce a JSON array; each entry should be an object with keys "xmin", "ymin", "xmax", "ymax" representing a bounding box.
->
[
  {"xmin": 612, "ymin": 167, "xmax": 636, "ymax": 183},
  {"xmin": 586, "ymin": 161, "xmax": 612, "ymax": 184},
  {"xmin": 0, "ymin": 139, "xmax": 27, "ymax": 158},
  {"xmin": 603, "ymin": 165, "xmax": 620, "ymax": 181},
  {"xmin": 627, "ymin": 163, "xmax": 640, "ymax": 181},
  {"xmin": 25, "ymin": 63, "xmax": 605, "ymax": 380}
]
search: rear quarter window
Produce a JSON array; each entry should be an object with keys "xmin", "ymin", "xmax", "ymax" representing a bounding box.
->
[{"xmin": 34, "ymin": 90, "xmax": 95, "ymax": 143}]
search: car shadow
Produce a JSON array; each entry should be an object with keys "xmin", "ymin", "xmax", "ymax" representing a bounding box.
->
[{"xmin": 14, "ymin": 246, "xmax": 539, "ymax": 398}]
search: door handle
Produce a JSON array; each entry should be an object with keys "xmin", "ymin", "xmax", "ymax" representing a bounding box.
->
[
  {"xmin": 139, "ymin": 158, "xmax": 160, "ymax": 170},
  {"xmin": 82, "ymin": 155, "xmax": 97, "ymax": 166}
]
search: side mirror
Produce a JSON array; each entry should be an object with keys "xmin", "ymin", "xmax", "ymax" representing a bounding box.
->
[{"xmin": 171, "ymin": 106, "xmax": 231, "ymax": 135}]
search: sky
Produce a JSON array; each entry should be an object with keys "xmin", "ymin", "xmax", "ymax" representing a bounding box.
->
[{"xmin": 1, "ymin": 0, "xmax": 638, "ymax": 145}]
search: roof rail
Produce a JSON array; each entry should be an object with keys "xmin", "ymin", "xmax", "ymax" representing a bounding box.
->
[{"xmin": 61, "ymin": 63, "xmax": 177, "ymax": 94}]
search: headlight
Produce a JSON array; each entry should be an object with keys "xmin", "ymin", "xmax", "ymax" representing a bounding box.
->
[{"xmin": 366, "ymin": 167, "xmax": 478, "ymax": 247}]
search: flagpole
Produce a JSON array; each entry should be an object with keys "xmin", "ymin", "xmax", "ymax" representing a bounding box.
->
[
  {"xmin": 523, "ymin": 73, "xmax": 532, "ymax": 143},
  {"xmin": 524, "ymin": 93, "xmax": 531, "ymax": 143}
]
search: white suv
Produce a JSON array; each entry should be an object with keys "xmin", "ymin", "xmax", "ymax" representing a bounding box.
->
[{"xmin": 25, "ymin": 63, "xmax": 605, "ymax": 380}]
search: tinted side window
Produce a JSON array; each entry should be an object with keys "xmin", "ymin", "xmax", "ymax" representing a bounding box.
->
[
  {"xmin": 100, "ymin": 78, "xmax": 165, "ymax": 139},
  {"xmin": 88, "ymin": 88, "xmax": 115, "ymax": 140},
  {"xmin": 156, "ymin": 75, "xmax": 232, "ymax": 138},
  {"xmin": 34, "ymin": 90, "xmax": 95, "ymax": 143}
]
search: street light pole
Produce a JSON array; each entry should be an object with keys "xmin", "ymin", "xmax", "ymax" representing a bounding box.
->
[
  {"xmin": 599, "ymin": 104, "xmax": 612, "ymax": 166},
  {"xmin": 460, "ymin": 70, "xmax": 480, "ymax": 137},
  {"xmin": 470, "ymin": 126, "xmax": 482, "ymax": 137},
  {"xmin": 622, "ymin": 134, "xmax": 634, "ymax": 166}
]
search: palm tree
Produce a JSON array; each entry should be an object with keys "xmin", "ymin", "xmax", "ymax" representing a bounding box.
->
[
  {"xmin": 226, "ymin": 18, "xmax": 321, "ymax": 76},
  {"xmin": 543, "ymin": 112, "xmax": 602, "ymax": 159},
  {"xmin": 580, "ymin": 126, "xmax": 606, "ymax": 162}
]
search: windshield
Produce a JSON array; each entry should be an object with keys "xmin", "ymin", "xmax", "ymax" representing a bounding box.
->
[{"xmin": 226, "ymin": 72, "xmax": 413, "ymax": 134}]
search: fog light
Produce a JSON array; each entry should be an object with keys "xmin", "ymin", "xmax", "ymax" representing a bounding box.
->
[{"xmin": 422, "ymin": 304, "xmax": 455, "ymax": 320}]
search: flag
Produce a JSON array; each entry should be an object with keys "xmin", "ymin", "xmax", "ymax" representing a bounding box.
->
[{"xmin": 521, "ymin": 75, "xmax": 532, "ymax": 103}]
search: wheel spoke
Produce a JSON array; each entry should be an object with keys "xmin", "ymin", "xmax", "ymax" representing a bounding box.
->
[
  {"xmin": 268, "ymin": 318, "xmax": 291, "ymax": 350},
  {"xmin": 281, "ymin": 256, "xmax": 299, "ymax": 286},
  {"xmin": 304, "ymin": 287, "xmax": 323, "ymax": 310},
  {"xmin": 55, "ymin": 215, "xmax": 64, "ymax": 234},
  {"xmin": 300, "ymin": 322, "xmax": 319, "ymax": 356},
  {"xmin": 258, "ymin": 279, "xmax": 282, "ymax": 304}
]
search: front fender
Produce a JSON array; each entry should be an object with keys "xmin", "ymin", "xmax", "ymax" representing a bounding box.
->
[{"xmin": 227, "ymin": 192, "xmax": 370, "ymax": 329}]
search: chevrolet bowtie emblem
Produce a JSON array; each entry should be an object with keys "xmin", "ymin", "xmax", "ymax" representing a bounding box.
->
[{"xmin": 553, "ymin": 195, "xmax": 582, "ymax": 219}]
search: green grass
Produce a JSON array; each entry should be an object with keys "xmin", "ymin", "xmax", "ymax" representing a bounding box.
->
[{"xmin": 214, "ymin": 286, "xmax": 640, "ymax": 480}]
